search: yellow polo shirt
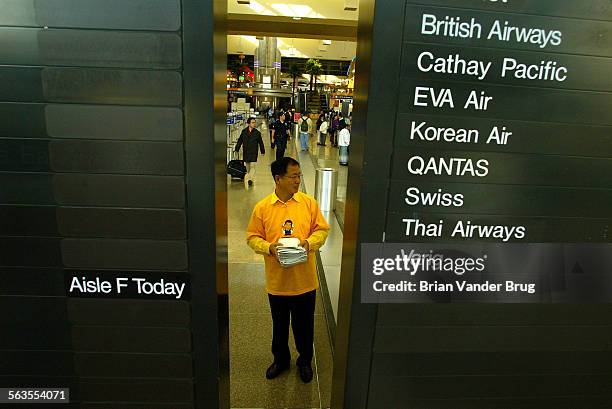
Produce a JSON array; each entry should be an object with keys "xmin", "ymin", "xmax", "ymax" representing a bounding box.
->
[{"xmin": 246, "ymin": 191, "xmax": 330, "ymax": 295}]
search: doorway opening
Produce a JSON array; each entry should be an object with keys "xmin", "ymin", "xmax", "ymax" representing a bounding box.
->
[{"xmin": 223, "ymin": 2, "xmax": 358, "ymax": 407}]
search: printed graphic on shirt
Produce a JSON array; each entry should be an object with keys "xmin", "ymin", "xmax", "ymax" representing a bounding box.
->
[{"xmin": 282, "ymin": 220, "xmax": 294, "ymax": 236}]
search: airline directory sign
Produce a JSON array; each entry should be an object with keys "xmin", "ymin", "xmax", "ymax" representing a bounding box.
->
[{"xmin": 362, "ymin": 0, "xmax": 612, "ymax": 302}]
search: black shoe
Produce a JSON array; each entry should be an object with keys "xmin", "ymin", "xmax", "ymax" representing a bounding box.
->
[
  {"xmin": 266, "ymin": 362, "xmax": 289, "ymax": 379},
  {"xmin": 297, "ymin": 364, "xmax": 313, "ymax": 383}
]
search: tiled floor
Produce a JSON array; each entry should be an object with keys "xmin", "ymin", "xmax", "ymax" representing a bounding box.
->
[{"xmin": 228, "ymin": 124, "xmax": 346, "ymax": 409}]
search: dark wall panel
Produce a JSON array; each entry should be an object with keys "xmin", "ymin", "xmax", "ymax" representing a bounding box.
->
[
  {"xmin": 2, "ymin": 323, "xmax": 71, "ymax": 350},
  {"xmin": 0, "ymin": 351, "xmax": 74, "ymax": 376},
  {"xmin": 53, "ymin": 174, "xmax": 185, "ymax": 208},
  {"xmin": 81, "ymin": 405, "xmax": 193, "ymax": 409},
  {"xmin": 368, "ymin": 375, "xmax": 612, "ymax": 408},
  {"xmin": 0, "ymin": 376, "xmax": 79, "ymax": 390},
  {"xmin": 57, "ymin": 208, "xmax": 186, "ymax": 239},
  {"xmin": 0, "ymin": 28, "xmax": 181, "ymax": 68},
  {"xmin": 1, "ymin": 139, "xmax": 186, "ymax": 174},
  {"xmin": 45, "ymin": 105, "xmax": 183, "ymax": 141},
  {"xmin": 0, "ymin": 297, "xmax": 68, "ymax": 325},
  {"xmin": 60, "ymin": 239, "xmax": 188, "ymax": 270},
  {"xmin": 385, "ymin": 212, "xmax": 611, "ymax": 242},
  {"xmin": 0, "ymin": 205, "xmax": 57, "ymax": 236},
  {"xmin": 387, "ymin": 181, "xmax": 612, "ymax": 217},
  {"xmin": 0, "ymin": 0, "xmax": 181, "ymax": 31},
  {"xmin": 0, "ymin": 103, "xmax": 183, "ymax": 140},
  {"xmin": 371, "ymin": 351, "xmax": 612, "ymax": 376},
  {"xmin": 0, "ymin": 103, "xmax": 46, "ymax": 138},
  {"xmin": 0, "ymin": 67, "xmax": 44, "ymax": 101},
  {"xmin": 0, "ymin": 67, "xmax": 182, "ymax": 106},
  {"xmin": 41, "ymin": 68, "xmax": 182, "ymax": 106},
  {"xmin": 0, "ymin": 173, "xmax": 187, "ymax": 208},
  {"xmin": 399, "ymin": 79, "xmax": 612, "ymax": 126},
  {"xmin": 395, "ymin": 113, "xmax": 612, "ymax": 156},
  {"xmin": 374, "ymin": 326, "xmax": 612, "ymax": 353},
  {"xmin": 0, "ymin": 0, "xmax": 225, "ymax": 407},
  {"xmin": 0, "ymin": 0, "xmax": 214, "ymax": 407},
  {"xmin": 71, "ymin": 326, "xmax": 191, "ymax": 352},
  {"xmin": 0, "ymin": 237, "xmax": 61, "ymax": 266},
  {"xmin": 75, "ymin": 353, "xmax": 192, "ymax": 378},
  {"xmin": 49, "ymin": 140, "xmax": 184, "ymax": 175},
  {"xmin": 391, "ymin": 149, "xmax": 612, "ymax": 187},
  {"xmin": 0, "ymin": 267, "xmax": 64, "ymax": 296},
  {"xmin": 376, "ymin": 304, "xmax": 612, "ymax": 326},
  {"xmin": 0, "ymin": 139, "xmax": 49, "ymax": 171},
  {"xmin": 404, "ymin": 5, "xmax": 612, "ymax": 56},
  {"xmin": 340, "ymin": 1, "xmax": 612, "ymax": 408},
  {"xmin": 0, "ymin": 173, "xmax": 54, "ymax": 204},
  {"xmin": 402, "ymin": 43, "xmax": 612, "ymax": 91},
  {"xmin": 67, "ymin": 298, "xmax": 190, "ymax": 326},
  {"xmin": 370, "ymin": 374, "xmax": 612, "ymax": 399},
  {"xmin": 404, "ymin": 0, "xmax": 612, "ymax": 21},
  {"xmin": 78, "ymin": 379, "xmax": 192, "ymax": 402}
]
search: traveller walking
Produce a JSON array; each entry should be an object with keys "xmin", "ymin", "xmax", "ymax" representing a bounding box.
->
[
  {"xmin": 330, "ymin": 113, "xmax": 340, "ymax": 147},
  {"xmin": 268, "ymin": 113, "xmax": 276, "ymax": 149},
  {"xmin": 271, "ymin": 112, "xmax": 291, "ymax": 160},
  {"xmin": 234, "ymin": 117, "xmax": 265, "ymax": 186},
  {"xmin": 298, "ymin": 113, "xmax": 312, "ymax": 152},
  {"xmin": 338, "ymin": 122, "xmax": 350, "ymax": 165},
  {"xmin": 318, "ymin": 116, "xmax": 328, "ymax": 146},
  {"xmin": 316, "ymin": 112, "xmax": 324, "ymax": 143}
]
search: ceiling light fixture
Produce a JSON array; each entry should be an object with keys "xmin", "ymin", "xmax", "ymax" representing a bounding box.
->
[
  {"xmin": 344, "ymin": 0, "xmax": 357, "ymax": 11},
  {"xmin": 237, "ymin": 0, "xmax": 251, "ymax": 4},
  {"xmin": 292, "ymin": 16, "xmax": 302, "ymax": 20},
  {"xmin": 323, "ymin": 40, "xmax": 332, "ymax": 45}
]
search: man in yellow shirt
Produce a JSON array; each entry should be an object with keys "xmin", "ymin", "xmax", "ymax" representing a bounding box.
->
[{"xmin": 246, "ymin": 157, "xmax": 330, "ymax": 383}]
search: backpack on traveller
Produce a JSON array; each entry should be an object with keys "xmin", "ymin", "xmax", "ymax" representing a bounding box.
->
[{"xmin": 300, "ymin": 116, "xmax": 310, "ymax": 132}]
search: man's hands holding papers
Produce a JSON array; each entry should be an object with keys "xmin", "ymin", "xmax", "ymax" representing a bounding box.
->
[
  {"xmin": 271, "ymin": 238, "xmax": 308, "ymax": 267},
  {"xmin": 269, "ymin": 242, "xmax": 282, "ymax": 257},
  {"xmin": 299, "ymin": 240, "xmax": 309, "ymax": 252}
]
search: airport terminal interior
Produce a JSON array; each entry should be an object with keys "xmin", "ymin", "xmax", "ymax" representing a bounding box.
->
[{"xmin": 4, "ymin": 0, "xmax": 611, "ymax": 408}]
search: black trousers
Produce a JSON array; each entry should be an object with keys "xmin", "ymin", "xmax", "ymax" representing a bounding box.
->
[
  {"xmin": 275, "ymin": 138, "xmax": 287, "ymax": 160},
  {"xmin": 268, "ymin": 289, "xmax": 316, "ymax": 367}
]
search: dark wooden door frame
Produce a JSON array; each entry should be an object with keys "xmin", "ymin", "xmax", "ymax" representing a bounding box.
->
[{"xmin": 182, "ymin": 0, "xmax": 230, "ymax": 408}]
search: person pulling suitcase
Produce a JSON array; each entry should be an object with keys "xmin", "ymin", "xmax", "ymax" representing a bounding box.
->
[{"xmin": 234, "ymin": 117, "xmax": 265, "ymax": 187}]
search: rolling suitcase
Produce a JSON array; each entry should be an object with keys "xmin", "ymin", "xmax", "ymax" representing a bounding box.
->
[{"xmin": 227, "ymin": 159, "xmax": 247, "ymax": 179}]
